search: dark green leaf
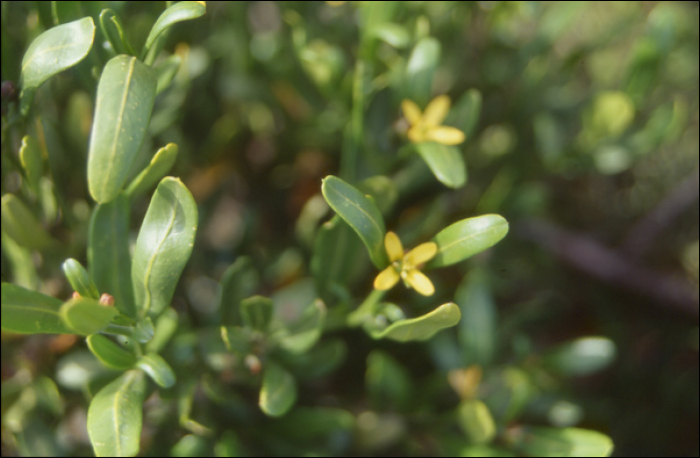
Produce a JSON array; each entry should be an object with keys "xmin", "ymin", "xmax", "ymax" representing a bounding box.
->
[
  {"xmin": 62, "ymin": 258, "xmax": 99, "ymax": 299},
  {"xmin": 136, "ymin": 353, "xmax": 175, "ymax": 388},
  {"xmin": 60, "ymin": 297, "xmax": 118, "ymax": 335},
  {"xmin": 19, "ymin": 17, "xmax": 95, "ymax": 115},
  {"xmin": 1, "ymin": 283, "xmax": 73, "ymax": 334},
  {"xmin": 404, "ymin": 37, "xmax": 440, "ymax": 105},
  {"xmin": 99, "ymin": 9, "xmax": 135, "ymax": 56},
  {"xmin": 87, "ymin": 370, "xmax": 146, "ymax": 457},
  {"xmin": 366, "ymin": 350, "xmax": 413, "ymax": 410},
  {"xmin": 370, "ymin": 302, "xmax": 461, "ymax": 342},
  {"xmin": 87, "ymin": 55, "xmax": 157, "ymax": 204},
  {"xmin": 544, "ymin": 337, "xmax": 616, "ymax": 377},
  {"xmin": 507, "ymin": 427, "xmax": 614, "ymax": 457},
  {"xmin": 268, "ymin": 407, "xmax": 355, "ymax": 440},
  {"xmin": 447, "ymin": 89, "xmax": 482, "ymax": 141},
  {"xmin": 218, "ymin": 257, "xmax": 259, "ymax": 326},
  {"xmin": 458, "ymin": 400, "xmax": 496, "ymax": 445},
  {"xmin": 460, "ymin": 444, "xmax": 515, "ymax": 457},
  {"xmin": 125, "ymin": 143, "xmax": 179, "ymax": 198},
  {"xmin": 278, "ymin": 299, "xmax": 326, "ymax": 354},
  {"xmin": 141, "ymin": 1, "xmax": 206, "ymax": 60},
  {"xmin": 89, "ymin": 194, "xmax": 136, "ymax": 318},
  {"xmin": 415, "ymin": 142, "xmax": 467, "ymax": 189},
  {"xmin": 1, "ymin": 194, "xmax": 55, "ymax": 250},
  {"xmin": 240, "ymin": 295, "xmax": 274, "ymax": 332},
  {"xmin": 87, "ymin": 334, "xmax": 137, "ymax": 370},
  {"xmin": 321, "ymin": 175, "xmax": 387, "ymax": 268},
  {"xmin": 51, "ymin": 1, "xmax": 83, "ymax": 25},
  {"xmin": 132, "ymin": 177, "xmax": 198, "ymax": 317},
  {"xmin": 259, "ymin": 363, "xmax": 297, "ymax": 417},
  {"xmin": 427, "ymin": 215, "xmax": 509, "ymax": 269},
  {"xmin": 455, "ymin": 269, "xmax": 497, "ymax": 366}
]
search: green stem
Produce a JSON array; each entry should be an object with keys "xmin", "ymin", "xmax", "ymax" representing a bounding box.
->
[{"xmin": 347, "ymin": 288, "xmax": 386, "ymax": 327}]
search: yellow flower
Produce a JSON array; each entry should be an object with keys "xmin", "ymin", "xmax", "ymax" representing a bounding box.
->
[
  {"xmin": 402, "ymin": 95, "xmax": 465, "ymax": 145},
  {"xmin": 374, "ymin": 231, "xmax": 438, "ymax": 296}
]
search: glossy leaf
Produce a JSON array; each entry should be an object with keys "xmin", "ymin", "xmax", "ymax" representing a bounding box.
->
[
  {"xmin": 125, "ymin": 143, "xmax": 179, "ymax": 198},
  {"xmin": 415, "ymin": 142, "xmax": 467, "ymax": 189},
  {"xmin": 507, "ymin": 427, "xmax": 614, "ymax": 457},
  {"xmin": 545, "ymin": 337, "xmax": 616, "ymax": 377},
  {"xmin": 87, "ymin": 334, "xmax": 137, "ymax": 370},
  {"xmin": 427, "ymin": 215, "xmax": 509, "ymax": 269},
  {"xmin": 404, "ymin": 37, "xmax": 440, "ymax": 105},
  {"xmin": 278, "ymin": 299, "xmax": 326, "ymax": 354},
  {"xmin": 60, "ymin": 297, "xmax": 118, "ymax": 335},
  {"xmin": 321, "ymin": 175, "xmax": 387, "ymax": 268},
  {"xmin": 62, "ymin": 258, "xmax": 99, "ymax": 299},
  {"xmin": 218, "ymin": 257, "xmax": 259, "ymax": 326},
  {"xmin": 240, "ymin": 295, "xmax": 273, "ymax": 332},
  {"xmin": 89, "ymin": 194, "xmax": 135, "ymax": 318},
  {"xmin": 458, "ymin": 400, "xmax": 496, "ymax": 445},
  {"xmin": 137, "ymin": 353, "xmax": 176, "ymax": 388},
  {"xmin": 87, "ymin": 370, "xmax": 146, "ymax": 457},
  {"xmin": 1, "ymin": 194, "xmax": 54, "ymax": 250},
  {"xmin": 19, "ymin": 17, "xmax": 95, "ymax": 115},
  {"xmin": 1, "ymin": 283, "xmax": 73, "ymax": 334},
  {"xmin": 99, "ymin": 9, "xmax": 135, "ymax": 56},
  {"xmin": 455, "ymin": 269, "xmax": 497, "ymax": 366},
  {"xmin": 142, "ymin": 1, "xmax": 206, "ymax": 60},
  {"xmin": 371, "ymin": 302, "xmax": 461, "ymax": 342},
  {"xmin": 19, "ymin": 136, "xmax": 43, "ymax": 193},
  {"xmin": 259, "ymin": 363, "xmax": 297, "ymax": 417},
  {"xmin": 87, "ymin": 55, "xmax": 157, "ymax": 204},
  {"xmin": 132, "ymin": 177, "xmax": 198, "ymax": 317}
]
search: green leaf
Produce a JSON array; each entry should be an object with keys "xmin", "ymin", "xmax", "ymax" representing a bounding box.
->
[
  {"xmin": 19, "ymin": 17, "xmax": 95, "ymax": 115},
  {"xmin": 220, "ymin": 326, "xmax": 252, "ymax": 354},
  {"xmin": 404, "ymin": 37, "xmax": 441, "ymax": 105},
  {"xmin": 218, "ymin": 257, "xmax": 259, "ymax": 326},
  {"xmin": 366, "ymin": 350, "xmax": 412, "ymax": 411},
  {"xmin": 281, "ymin": 339, "xmax": 347, "ymax": 380},
  {"xmin": 455, "ymin": 269, "xmax": 496, "ymax": 367},
  {"xmin": 427, "ymin": 215, "xmax": 509, "ymax": 269},
  {"xmin": 259, "ymin": 363, "xmax": 297, "ymax": 417},
  {"xmin": 278, "ymin": 299, "xmax": 326, "ymax": 354},
  {"xmin": 240, "ymin": 295, "xmax": 273, "ymax": 332},
  {"xmin": 1, "ymin": 283, "xmax": 73, "ymax": 334},
  {"xmin": 87, "ymin": 334, "xmax": 137, "ymax": 369},
  {"xmin": 89, "ymin": 194, "xmax": 136, "ymax": 318},
  {"xmin": 1, "ymin": 194, "xmax": 55, "ymax": 250},
  {"xmin": 415, "ymin": 142, "xmax": 467, "ymax": 189},
  {"xmin": 136, "ymin": 353, "xmax": 175, "ymax": 388},
  {"xmin": 507, "ymin": 427, "xmax": 614, "ymax": 457},
  {"xmin": 19, "ymin": 136, "xmax": 44, "ymax": 194},
  {"xmin": 146, "ymin": 307, "xmax": 178, "ymax": 353},
  {"xmin": 457, "ymin": 400, "xmax": 496, "ymax": 445},
  {"xmin": 154, "ymin": 54, "xmax": 182, "ymax": 95},
  {"xmin": 51, "ymin": 1, "xmax": 83, "ymax": 25},
  {"xmin": 125, "ymin": 143, "xmax": 179, "ymax": 198},
  {"xmin": 141, "ymin": 1, "xmax": 207, "ymax": 60},
  {"xmin": 447, "ymin": 89, "xmax": 482, "ymax": 141},
  {"xmin": 62, "ymin": 258, "xmax": 99, "ymax": 299},
  {"xmin": 87, "ymin": 370, "xmax": 146, "ymax": 457},
  {"xmin": 544, "ymin": 337, "xmax": 616, "ymax": 377},
  {"xmin": 370, "ymin": 302, "xmax": 461, "ymax": 342},
  {"xmin": 87, "ymin": 55, "xmax": 157, "ymax": 204},
  {"xmin": 460, "ymin": 445, "xmax": 515, "ymax": 457},
  {"xmin": 358, "ymin": 175, "xmax": 399, "ymax": 216},
  {"xmin": 268, "ymin": 407, "xmax": 355, "ymax": 440},
  {"xmin": 321, "ymin": 175, "xmax": 387, "ymax": 268},
  {"xmin": 99, "ymin": 9, "xmax": 135, "ymax": 56},
  {"xmin": 60, "ymin": 297, "xmax": 118, "ymax": 335},
  {"xmin": 132, "ymin": 177, "xmax": 198, "ymax": 317}
]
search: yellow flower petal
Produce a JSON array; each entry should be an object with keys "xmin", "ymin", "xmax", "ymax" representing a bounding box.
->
[
  {"xmin": 423, "ymin": 95, "xmax": 451, "ymax": 127},
  {"xmin": 374, "ymin": 266, "xmax": 400, "ymax": 290},
  {"xmin": 407, "ymin": 126, "xmax": 427, "ymax": 143},
  {"xmin": 404, "ymin": 269, "xmax": 435, "ymax": 296},
  {"xmin": 384, "ymin": 231, "xmax": 404, "ymax": 262},
  {"xmin": 426, "ymin": 126, "xmax": 465, "ymax": 145},
  {"xmin": 404, "ymin": 242, "xmax": 438, "ymax": 267},
  {"xmin": 401, "ymin": 99, "xmax": 423, "ymax": 125}
]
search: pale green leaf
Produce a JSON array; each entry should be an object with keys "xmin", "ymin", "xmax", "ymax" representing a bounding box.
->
[
  {"xmin": 142, "ymin": 1, "xmax": 206, "ymax": 60},
  {"xmin": 259, "ymin": 363, "xmax": 297, "ymax": 417},
  {"xmin": 370, "ymin": 302, "xmax": 461, "ymax": 342},
  {"xmin": 458, "ymin": 400, "xmax": 496, "ymax": 445},
  {"xmin": 87, "ymin": 334, "xmax": 137, "ymax": 370},
  {"xmin": 508, "ymin": 427, "xmax": 614, "ymax": 457},
  {"xmin": 62, "ymin": 258, "xmax": 99, "ymax": 299},
  {"xmin": 415, "ymin": 142, "xmax": 467, "ymax": 189},
  {"xmin": 136, "ymin": 353, "xmax": 175, "ymax": 388},
  {"xmin": 125, "ymin": 143, "xmax": 179, "ymax": 199},
  {"xmin": 1, "ymin": 283, "xmax": 73, "ymax": 334},
  {"xmin": 1, "ymin": 194, "xmax": 55, "ymax": 250},
  {"xmin": 427, "ymin": 215, "xmax": 508, "ymax": 269},
  {"xmin": 60, "ymin": 297, "xmax": 118, "ymax": 335}
]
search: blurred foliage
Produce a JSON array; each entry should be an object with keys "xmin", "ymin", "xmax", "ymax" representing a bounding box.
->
[{"xmin": 2, "ymin": 1, "xmax": 698, "ymax": 457}]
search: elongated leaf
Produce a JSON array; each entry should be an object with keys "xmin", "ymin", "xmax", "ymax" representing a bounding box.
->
[
  {"xmin": 62, "ymin": 258, "xmax": 99, "ymax": 299},
  {"xmin": 218, "ymin": 257, "xmax": 259, "ymax": 326},
  {"xmin": 89, "ymin": 194, "xmax": 135, "ymax": 318},
  {"xmin": 415, "ymin": 142, "xmax": 467, "ymax": 189},
  {"xmin": 87, "ymin": 370, "xmax": 146, "ymax": 457},
  {"xmin": 1, "ymin": 194, "xmax": 54, "ymax": 250},
  {"xmin": 19, "ymin": 17, "xmax": 95, "ymax": 115},
  {"xmin": 507, "ymin": 427, "xmax": 614, "ymax": 457},
  {"xmin": 141, "ymin": 1, "xmax": 206, "ymax": 60},
  {"xmin": 544, "ymin": 337, "xmax": 616, "ymax": 377},
  {"xmin": 146, "ymin": 307, "xmax": 178, "ymax": 353},
  {"xmin": 404, "ymin": 37, "xmax": 440, "ymax": 105},
  {"xmin": 99, "ymin": 9, "xmax": 135, "ymax": 56},
  {"xmin": 155, "ymin": 54, "xmax": 181, "ymax": 95},
  {"xmin": 458, "ymin": 400, "xmax": 496, "ymax": 445},
  {"xmin": 321, "ymin": 176, "xmax": 387, "ymax": 268},
  {"xmin": 1, "ymin": 283, "xmax": 73, "ymax": 334},
  {"xmin": 87, "ymin": 334, "xmax": 137, "ymax": 369},
  {"xmin": 427, "ymin": 215, "xmax": 509, "ymax": 269},
  {"xmin": 456, "ymin": 269, "xmax": 497, "ymax": 366},
  {"xmin": 278, "ymin": 299, "xmax": 326, "ymax": 354},
  {"xmin": 87, "ymin": 55, "xmax": 157, "ymax": 204},
  {"xmin": 259, "ymin": 363, "xmax": 297, "ymax": 417},
  {"xmin": 125, "ymin": 143, "xmax": 179, "ymax": 198},
  {"xmin": 137, "ymin": 353, "xmax": 175, "ymax": 388},
  {"xmin": 60, "ymin": 297, "xmax": 118, "ymax": 335},
  {"xmin": 371, "ymin": 302, "xmax": 461, "ymax": 342},
  {"xmin": 240, "ymin": 295, "xmax": 273, "ymax": 332},
  {"xmin": 132, "ymin": 177, "xmax": 198, "ymax": 317},
  {"xmin": 19, "ymin": 136, "xmax": 44, "ymax": 193}
]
